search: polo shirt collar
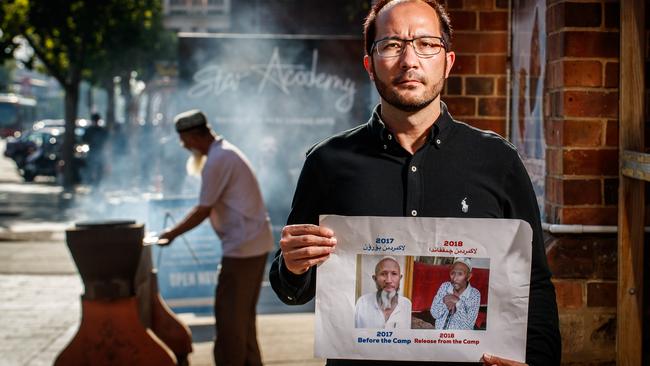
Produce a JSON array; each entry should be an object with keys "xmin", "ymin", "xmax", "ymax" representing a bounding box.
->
[
  {"xmin": 211, "ymin": 135, "xmax": 224, "ymax": 147},
  {"xmin": 367, "ymin": 101, "xmax": 455, "ymax": 150},
  {"xmin": 444, "ymin": 281, "xmax": 474, "ymax": 299}
]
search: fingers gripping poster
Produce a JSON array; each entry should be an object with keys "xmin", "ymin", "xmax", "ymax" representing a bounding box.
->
[{"xmin": 315, "ymin": 215, "xmax": 532, "ymax": 363}]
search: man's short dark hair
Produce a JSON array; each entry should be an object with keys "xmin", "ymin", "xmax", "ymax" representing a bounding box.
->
[{"xmin": 363, "ymin": 0, "xmax": 453, "ymax": 56}]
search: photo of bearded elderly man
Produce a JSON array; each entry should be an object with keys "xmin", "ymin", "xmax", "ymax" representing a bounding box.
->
[{"xmin": 354, "ymin": 255, "xmax": 412, "ymax": 329}]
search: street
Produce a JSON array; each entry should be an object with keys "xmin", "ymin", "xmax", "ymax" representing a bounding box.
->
[{"xmin": 0, "ymin": 139, "xmax": 321, "ymax": 366}]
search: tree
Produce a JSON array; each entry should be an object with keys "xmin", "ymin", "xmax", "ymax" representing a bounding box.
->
[
  {"xmin": 1, "ymin": 0, "xmax": 173, "ymax": 189},
  {"xmin": 1, "ymin": 1, "xmax": 109, "ymax": 188},
  {"xmin": 84, "ymin": 0, "xmax": 176, "ymax": 130}
]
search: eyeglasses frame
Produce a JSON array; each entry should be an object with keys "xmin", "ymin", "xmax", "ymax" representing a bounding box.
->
[{"xmin": 370, "ymin": 36, "xmax": 448, "ymax": 58}]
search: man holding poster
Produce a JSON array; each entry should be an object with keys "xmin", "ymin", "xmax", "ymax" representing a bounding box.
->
[{"xmin": 270, "ymin": 0, "xmax": 561, "ymax": 365}]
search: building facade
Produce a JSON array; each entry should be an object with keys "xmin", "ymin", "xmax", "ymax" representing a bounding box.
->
[
  {"xmin": 442, "ymin": 1, "xmax": 647, "ymax": 364},
  {"xmin": 163, "ymin": 1, "xmax": 648, "ymax": 363}
]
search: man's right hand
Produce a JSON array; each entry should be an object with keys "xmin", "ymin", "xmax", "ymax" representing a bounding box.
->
[
  {"xmin": 158, "ymin": 230, "xmax": 176, "ymax": 246},
  {"xmin": 280, "ymin": 224, "xmax": 337, "ymax": 275}
]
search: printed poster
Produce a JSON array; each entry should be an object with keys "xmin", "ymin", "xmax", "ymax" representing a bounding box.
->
[{"xmin": 315, "ymin": 215, "xmax": 532, "ymax": 363}]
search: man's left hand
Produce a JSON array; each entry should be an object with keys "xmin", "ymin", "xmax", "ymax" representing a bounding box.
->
[
  {"xmin": 443, "ymin": 294, "xmax": 459, "ymax": 311},
  {"xmin": 481, "ymin": 353, "xmax": 528, "ymax": 366}
]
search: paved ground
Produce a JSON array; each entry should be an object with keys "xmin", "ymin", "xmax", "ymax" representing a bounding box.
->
[
  {"xmin": 0, "ymin": 273, "xmax": 321, "ymax": 366},
  {"xmin": 0, "ymin": 140, "xmax": 323, "ymax": 366}
]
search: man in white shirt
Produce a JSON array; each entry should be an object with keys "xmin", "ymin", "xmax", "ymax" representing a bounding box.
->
[
  {"xmin": 160, "ymin": 109, "xmax": 274, "ymax": 366},
  {"xmin": 355, "ymin": 256, "xmax": 412, "ymax": 329},
  {"xmin": 430, "ymin": 257, "xmax": 481, "ymax": 330}
]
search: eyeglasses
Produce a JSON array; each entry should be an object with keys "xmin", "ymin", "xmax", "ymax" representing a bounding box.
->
[{"xmin": 371, "ymin": 36, "xmax": 447, "ymax": 58}]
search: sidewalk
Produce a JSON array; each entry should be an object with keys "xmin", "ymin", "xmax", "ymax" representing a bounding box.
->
[
  {"xmin": 0, "ymin": 140, "xmax": 323, "ymax": 366},
  {"xmin": 0, "ymin": 273, "xmax": 321, "ymax": 366},
  {"xmin": 0, "ymin": 238, "xmax": 323, "ymax": 366}
]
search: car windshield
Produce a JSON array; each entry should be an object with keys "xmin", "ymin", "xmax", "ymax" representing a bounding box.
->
[{"xmin": 0, "ymin": 103, "xmax": 18, "ymax": 127}]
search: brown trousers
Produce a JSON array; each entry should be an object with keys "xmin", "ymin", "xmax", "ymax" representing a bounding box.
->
[{"xmin": 213, "ymin": 253, "xmax": 268, "ymax": 366}]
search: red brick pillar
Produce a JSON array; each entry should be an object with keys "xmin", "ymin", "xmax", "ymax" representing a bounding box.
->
[
  {"xmin": 443, "ymin": 0, "xmax": 509, "ymax": 135},
  {"xmin": 544, "ymin": 0, "xmax": 619, "ymax": 225},
  {"xmin": 544, "ymin": 1, "xmax": 620, "ymax": 364},
  {"xmin": 443, "ymin": 1, "xmax": 627, "ymax": 363}
]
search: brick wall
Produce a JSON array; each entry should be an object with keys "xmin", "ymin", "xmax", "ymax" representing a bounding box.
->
[
  {"xmin": 440, "ymin": 1, "xmax": 649, "ymax": 364},
  {"xmin": 544, "ymin": 1, "xmax": 620, "ymax": 364},
  {"xmin": 443, "ymin": 0, "xmax": 509, "ymax": 136},
  {"xmin": 443, "ymin": 0, "xmax": 625, "ymax": 364},
  {"xmin": 546, "ymin": 233, "xmax": 617, "ymax": 364},
  {"xmin": 544, "ymin": 0, "xmax": 619, "ymax": 226}
]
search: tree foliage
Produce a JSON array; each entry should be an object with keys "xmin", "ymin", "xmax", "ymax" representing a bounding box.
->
[
  {"xmin": 85, "ymin": 0, "xmax": 175, "ymax": 84},
  {"xmin": 0, "ymin": 0, "xmax": 174, "ymax": 188}
]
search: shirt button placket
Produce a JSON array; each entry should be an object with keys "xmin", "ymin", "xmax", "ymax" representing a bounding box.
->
[{"xmin": 408, "ymin": 151, "xmax": 421, "ymax": 219}]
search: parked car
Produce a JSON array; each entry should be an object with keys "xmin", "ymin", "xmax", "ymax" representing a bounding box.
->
[
  {"xmin": 4, "ymin": 124, "xmax": 88, "ymax": 182},
  {"xmin": 4, "ymin": 120, "xmax": 69, "ymax": 168},
  {"xmin": 4, "ymin": 128, "xmax": 42, "ymax": 168}
]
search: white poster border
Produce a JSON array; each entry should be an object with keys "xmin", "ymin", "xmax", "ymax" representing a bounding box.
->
[{"xmin": 315, "ymin": 215, "xmax": 532, "ymax": 363}]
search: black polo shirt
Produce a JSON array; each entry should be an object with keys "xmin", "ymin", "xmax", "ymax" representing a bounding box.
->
[{"xmin": 269, "ymin": 102, "xmax": 561, "ymax": 366}]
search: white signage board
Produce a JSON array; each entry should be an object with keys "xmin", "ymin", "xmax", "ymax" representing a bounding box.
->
[{"xmin": 315, "ymin": 215, "xmax": 532, "ymax": 363}]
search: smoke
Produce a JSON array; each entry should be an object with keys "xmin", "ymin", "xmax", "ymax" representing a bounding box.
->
[
  {"xmin": 160, "ymin": 34, "xmax": 369, "ymax": 228},
  {"xmin": 70, "ymin": 33, "xmax": 371, "ymax": 246},
  {"xmin": 59, "ymin": 10, "xmax": 374, "ymax": 314}
]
